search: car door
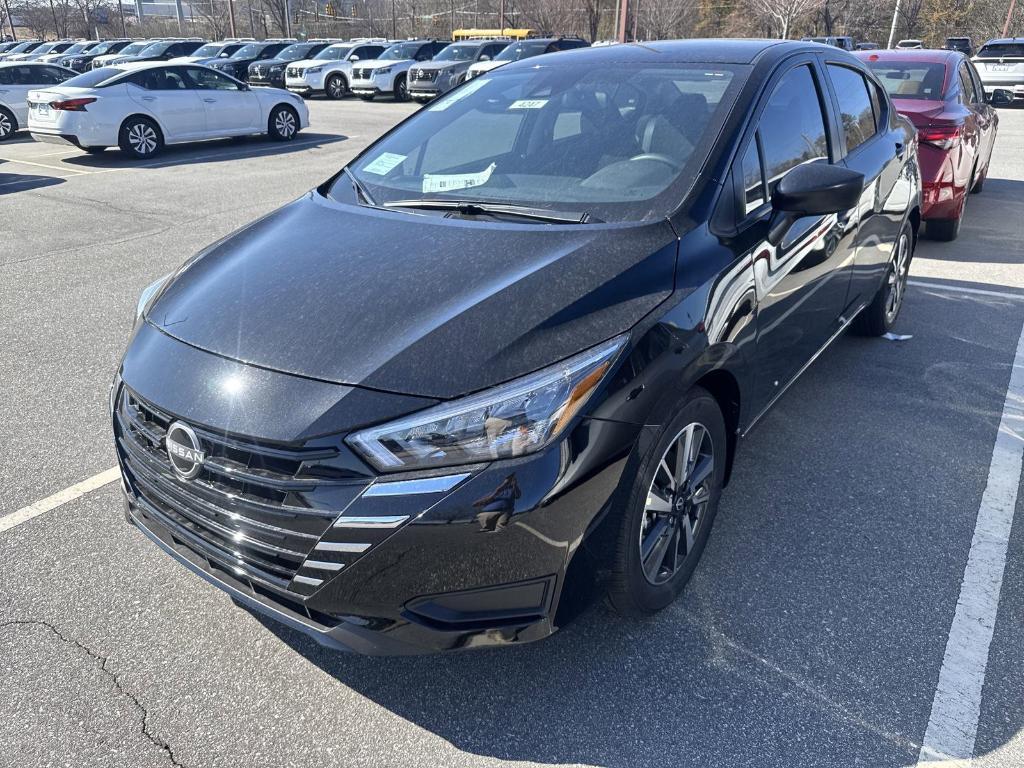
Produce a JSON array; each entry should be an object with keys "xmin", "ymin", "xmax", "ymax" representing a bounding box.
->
[
  {"xmin": 738, "ymin": 58, "xmax": 859, "ymax": 416},
  {"xmin": 126, "ymin": 67, "xmax": 206, "ymax": 141},
  {"xmin": 821, "ymin": 61, "xmax": 903, "ymax": 311},
  {"xmin": 184, "ymin": 66, "xmax": 260, "ymax": 135},
  {"xmin": 962, "ymin": 60, "xmax": 996, "ymax": 173}
]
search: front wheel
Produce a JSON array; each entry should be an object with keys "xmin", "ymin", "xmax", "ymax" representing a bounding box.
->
[
  {"xmin": 325, "ymin": 74, "xmax": 347, "ymax": 99},
  {"xmin": 606, "ymin": 388, "xmax": 727, "ymax": 616},
  {"xmin": 855, "ymin": 220, "xmax": 913, "ymax": 336},
  {"xmin": 268, "ymin": 105, "xmax": 299, "ymax": 141},
  {"xmin": 393, "ymin": 75, "xmax": 408, "ymax": 102}
]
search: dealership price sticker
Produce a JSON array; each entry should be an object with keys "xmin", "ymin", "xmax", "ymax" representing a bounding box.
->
[
  {"xmin": 509, "ymin": 99, "xmax": 548, "ymax": 109},
  {"xmin": 363, "ymin": 152, "xmax": 406, "ymax": 176},
  {"xmin": 422, "ymin": 162, "xmax": 496, "ymax": 193}
]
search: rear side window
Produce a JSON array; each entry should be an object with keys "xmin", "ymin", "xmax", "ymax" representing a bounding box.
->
[
  {"xmin": 827, "ymin": 64, "xmax": 876, "ymax": 153},
  {"xmin": 958, "ymin": 62, "xmax": 979, "ymax": 103},
  {"xmin": 62, "ymin": 67, "xmax": 123, "ymax": 88},
  {"xmin": 757, "ymin": 65, "xmax": 829, "ymax": 192}
]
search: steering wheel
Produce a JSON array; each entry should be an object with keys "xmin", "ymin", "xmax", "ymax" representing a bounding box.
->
[{"xmin": 628, "ymin": 153, "xmax": 684, "ymax": 171}]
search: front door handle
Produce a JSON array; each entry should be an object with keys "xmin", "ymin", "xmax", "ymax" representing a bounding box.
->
[
  {"xmin": 203, "ymin": 98, "xmax": 217, "ymax": 103},
  {"xmin": 894, "ymin": 141, "xmax": 905, "ymax": 159},
  {"xmin": 141, "ymin": 96, "xmax": 156, "ymax": 101}
]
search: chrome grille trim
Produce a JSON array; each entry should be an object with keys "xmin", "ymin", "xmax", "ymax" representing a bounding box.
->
[
  {"xmin": 293, "ymin": 575, "xmax": 323, "ymax": 586},
  {"xmin": 333, "ymin": 515, "xmax": 408, "ymax": 529},
  {"xmin": 363, "ymin": 473, "xmax": 469, "ymax": 497},
  {"xmin": 314, "ymin": 541, "xmax": 371, "ymax": 552},
  {"xmin": 303, "ymin": 560, "xmax": 345, "ymax": 571}
]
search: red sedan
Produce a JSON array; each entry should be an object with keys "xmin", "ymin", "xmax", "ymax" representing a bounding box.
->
[{"xmin": 856, "ymin": 49, "xmax": 999, "ymax": 241}]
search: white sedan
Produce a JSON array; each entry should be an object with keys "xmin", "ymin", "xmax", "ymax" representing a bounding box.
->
[
  {"xmin": 27, "ymin": 61, "xmax": 309, "ymax": 158},
  {"xmin": 0, "ymin": 61, "xmax": 77, "ymax": 140}
]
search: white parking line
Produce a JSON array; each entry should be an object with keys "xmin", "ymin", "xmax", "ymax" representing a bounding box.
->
[
  {"xmin": 0, "ymin": 467, "xmax": 120, "ymax": 535},
  {"xmin": 0, "ymin": 157, "xmax": 90, "ymax": 175},
  {"xmin": 909, "ymin": 280, "xmax": 1024, "ymax": 301},
  {"xmin": 916, "ymin": 316, "xmax": 1024, "ymax": 765}
]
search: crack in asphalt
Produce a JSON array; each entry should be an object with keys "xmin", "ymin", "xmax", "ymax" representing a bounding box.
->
[{"xmin": 0, "ymin": 619, "xmax": 189, "ymax": 768}]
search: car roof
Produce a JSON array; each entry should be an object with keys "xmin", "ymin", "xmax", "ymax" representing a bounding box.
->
[
  {"xmin": 855, "ymin": 48, "xmax": 961, "ymax": 64},
  {"xmin": 980, "ymin": 38, "xmax": 1024, "ymax": 45},
  {"xmin": 513, "ymin": 38, "xmax": 809, "ymax": 66}
]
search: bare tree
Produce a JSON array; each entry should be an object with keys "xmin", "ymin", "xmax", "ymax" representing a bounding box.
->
[{"xmin": 748, "ymin": 0, "xmax": 824, "ymax": 37}]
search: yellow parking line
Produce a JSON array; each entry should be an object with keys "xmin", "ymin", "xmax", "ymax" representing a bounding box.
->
[{"xmin": 1, "ymin": 157, "xmax": 90, "ymax": 175}]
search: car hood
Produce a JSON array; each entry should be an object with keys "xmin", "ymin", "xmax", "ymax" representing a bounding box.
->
[
  {"xmin": 250, "ymin": 57, "xmax": 291, "ymax": 69},
  {"xmin": 357, "ymin": 59, "xmax": 412, "ymax": 71},
  {"xmin": 148, "ymin": 193, "xmax": 678, "ymax": 399},
  {"xmin": 469, "ymin": 60, "xmax": 504, "ymax": 73},
  {"xmin": 413, "ymin": 61, "xmax": 470, "ymax": 73}
]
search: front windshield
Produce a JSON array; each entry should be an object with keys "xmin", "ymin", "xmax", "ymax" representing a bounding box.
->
[
  {"xmin": 495, "ymin": 42, "xmax": 546, "ymax": 62},
  {"xmin": 8, "ymin": 43, "xmax": 33, "ymax": 53},
  {"xmin": 63, "ymin": 43, "xmax": 91, "ymax": 54},
  {"xmin": 138, "ymin": 41, "xmax": 172, "ymax": 57},
  {"xmin": 867, "ymin": 61, "xmax": 947, "ymax": 100},
  {"xmin": 339, "ymin": 63, "xmax": 744, "ymax": 223},
  {"xmin": 118, "ymin": 42, "xmax": 150, "ymax": 56},
  {"xmin": 33, "ymin": 43, "xmax": 57, "ymax": 54},
  {"xmin": 192, "ymin": 44, "xmax": 223, "ymax": 57},
  {"xmin": 434, "ymin": 44, "xmax": 484, "ymax": 62},
  {"xmin": 380, "ymin": 42, "xmax": 423, "ymax": 61},
  {"xmin": 277, "ymin": 43, "xmax": 315, "ymax": 61},
  {"xmin": 977, "ymin": 43, "xmax": 1024, "ymax": 58},
  {"xmin": 231, "ymin": 44, "xmax": 265, "ymax": 59},
  {"xmin": 315, "ymin": 44, "xmax": 353, "ymax": 60}
]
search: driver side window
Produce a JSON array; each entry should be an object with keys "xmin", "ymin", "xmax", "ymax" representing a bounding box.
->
[
  {"xmin": 758, "ymin": 64, "xmax": 830, "ymax": 194},
  {"xmin": 186, "ymin": 67, "xmax": 240, "ymax": 91}
]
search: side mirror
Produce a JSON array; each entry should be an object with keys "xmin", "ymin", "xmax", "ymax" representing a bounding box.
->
[
  {"xmin": 349, "ymin": 55, "xmax": 359, "ymax": 61},
  {"xmin": 480, "ymin": 54, "xmax": 490, "ymax": 61},
  {"xmin": 988, "ymin": 88, "xmax": 1013, "ymax": 106},
  {"xmin": 767, "ymin": 163, "xmax": 864, "ymax": 247}
]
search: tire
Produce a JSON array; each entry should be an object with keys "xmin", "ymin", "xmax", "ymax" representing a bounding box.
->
[
  {"xmin": 325, "ymin": 74, "xmax": 347, "ymax": 100},
  {"xmin": 606, "ymin": 387, "xmax": 727, "ymax": 616},
  {"xmin": 0, "ymin": 106, "xmax": 17, "ymax": 140},
  {"xmin": 359, "ymin": 93, "xmax": 375, "ymax": 102},
  {"xmin": 268, "ymin": 104, "xmax": 299, "ymax": 141},
  {"xmin": 83, "ymin": 146, "xmax": 105, "ymax": 155},
  {"xmin": 118, "ymin": 116, "xmax": 162, "ymax": 159},
  {"xmin": 854, "ymin": 219, "xmax": 913, "ymax": 336},
  {"xmin": 971, "ymin": 167, "xmax": 986, "ymax": 193},
  {"xmin": 393, "ymin": 74, "xmax": 408, "ymax": 102},
  {"xmin": 925, "ymin": 217, "xmax": 960, "ymax": 241}
]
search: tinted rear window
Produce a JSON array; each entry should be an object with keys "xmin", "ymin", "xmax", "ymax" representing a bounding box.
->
[
  {"xmin": 977, "ymin": 43, "xmax": 1024, "ymax": 57},
  {"xmin": 867, "ymin": 61, "xmax": 947, "ymax": 100},
  {"xmin": 62, "ymin": 67, "xmax": 124, "ymax": 88}
]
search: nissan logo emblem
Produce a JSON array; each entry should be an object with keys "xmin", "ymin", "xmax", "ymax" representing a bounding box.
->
[{"xmin": 166, "ymin": 421, "xmax": 206, "ymax": 480}]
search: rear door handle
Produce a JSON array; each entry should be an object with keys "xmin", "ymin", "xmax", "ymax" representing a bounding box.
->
[
  {"xmin": 894, "ymin": 141, "xmax": 905, "ymax": 158},
  {"xmin": 141, "ymin": 96, "xmax": 156, "ymax": 101},
  {"xmin": 203, "ymin": 98, "xmax": 216, "ymax": 103}
]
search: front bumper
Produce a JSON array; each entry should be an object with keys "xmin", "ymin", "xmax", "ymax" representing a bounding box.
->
[
  {"xmin": 249, "ymin": 75, "xmax": 285, "ymax": 89},
  {"xmin": 409, "ymin": 86, "xmax": 442, "ymax": 100},
  {"xmin": 113, "ymin": 324, "xmax": 643, "ymax": 654}
]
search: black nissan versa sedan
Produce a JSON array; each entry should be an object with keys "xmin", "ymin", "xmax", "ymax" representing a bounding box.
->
[{"xmin": 112, "ymin": 39, "xmax": 920, "ymax": 655}]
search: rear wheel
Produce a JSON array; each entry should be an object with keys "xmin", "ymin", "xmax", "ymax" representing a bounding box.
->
[
  {"xmin": 606, "ymin": 387, "xmax": 726, "ymax": 616},
  {"xmin": 393, "ymin": 75, "xmax": 408, "ymax": 102},
  {"xmin": 0, "ymin": 106, "xmax": 17, "ymax": 140},
  {"xmin": 971, "ymin": 166, "xmax": 986, "ymax": 193},
  {"xmin": 268, "ymin": 104, "xmax": 298, "ymax": 141},
  {"xmin": 118, "ymin": 116, "xmax": 162, "ymax": 159},
  {"xmin": 83, "ymin": 146, "xmax": 106, "ymax": 155},
  {"xmin": 325, "ymin": 74, "xmax": 347, "ymax": 99},
  {"xmin": 855, "ymin": 220, "xmax": 913, "ymax": 336}
]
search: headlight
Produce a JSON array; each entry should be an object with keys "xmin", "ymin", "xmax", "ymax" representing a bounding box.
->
[
  {"xmin": 348, "ymin": 336, "xmax": 627, "ymax": 472},
  {"xmin": 136, "ymin": 273, "xmax": 172, "ymax": 320},
  {"xmin": 305, "ymin": 65, "xmax": 322, "ymax": 73},
  {"xmin": 374, "ymin": 66, "xmax": 392, "ymax": 76}
]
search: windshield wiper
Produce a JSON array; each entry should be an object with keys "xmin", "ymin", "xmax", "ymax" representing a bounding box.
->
[
  {"xmin": 345, "ymin": 168, "xmax": 378, "ymax": 207},
  {"xmin": 382, "ymin": 199, "xmax": 598, "ymax": 224}
]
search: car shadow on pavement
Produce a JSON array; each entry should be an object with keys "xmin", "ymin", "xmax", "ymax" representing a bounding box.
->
[
  {"xmin": 922, "ymin": 178, "xmax": 1024, "ymax": 264},
  {"xmin": 0, "ymin": 170, "xmax": 65, "ymax": 195},
  {"xmin": 55, "ymin": 132, "xmax": 348, "ymax": 170}
]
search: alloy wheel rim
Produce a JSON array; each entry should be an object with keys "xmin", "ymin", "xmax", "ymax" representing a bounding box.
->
[
  {"xmin": 128, "ymin": 123, "xmax": 157, "ymax": 154},
  {"xmin": 328, "ymin": 77, "xmax": 344, "ymax": 97},
  {"xmin": 397, "ymin": 80, "xmax": 407, "ymax": 100},
  {"xmin": 0, "ymin": 113, "xmax": 10, "ymax": 137},
  {"xmin": 886, "ymin": 232, "xmax": 910, "ymax": 322},
  {"xmin": 639, "ymin": 422, "xmax": 715, "ymax": 585},
  {"xmin": 275, "ymin": 110, "xmax": 296, "ymax": 137}
]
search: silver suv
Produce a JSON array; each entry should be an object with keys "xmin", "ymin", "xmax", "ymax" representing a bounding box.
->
[
  {"xmin": 407, "ymin": 40, "xmax": 510, "ymax": 102},
  {"xmin": 973, "ymin": 39, "xmax": 1024, "ymax": 103}
]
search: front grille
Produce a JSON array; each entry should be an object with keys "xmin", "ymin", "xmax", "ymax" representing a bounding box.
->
[
  {"xmin": 286, "ymin": 66, "xmax": 301, "ymax": 77},
  {"xmin": 114, "ymin": 388, "xmax": 361, "ymax": 596},
  {"xmin": 353, "ymin": 67, "xmax": 374, "ymax": 80},
  {"xmin": 410, "ymin": 68, "xmax": 437, "ymax": 82}
]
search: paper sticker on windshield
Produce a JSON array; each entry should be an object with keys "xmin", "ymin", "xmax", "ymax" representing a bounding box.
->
[
  {"xmin": 427, "ymin": 76, "xmax": 489, "ymax": 111},
  {"xmin": 509, "ymin": 99, "xmax": 547, "ymax": 109},
  {"xmin": 362, "ymin": 152, "xmax": 406, "ymax": 176},
  {"xmin": 422, "ymin": 162, "xmax": 496, "ymax": 194}
]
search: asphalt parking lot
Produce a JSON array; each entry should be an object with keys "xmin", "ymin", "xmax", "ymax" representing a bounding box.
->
[{"xmin": 1, "ymin": 98, "xmax": 1023, "ymax": 768}]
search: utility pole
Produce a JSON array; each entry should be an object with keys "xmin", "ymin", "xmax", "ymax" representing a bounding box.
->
[
  {"xmin": 616, "ymin": 0, "xmax": 628, "ymax": 42},
  {"xmin": 118, "ymin": 0, "xmax": 127, "ymax": 35},
  {"xmin": 631, "ymin": 0, "xmax": 639, "ymax": 41},
  {"xmin": 135, "ymin": 0, "xmax": 145, "ymax": 23},
  {"xmin": 174, "ymin": 0, "xmax": 185, "ymax": 33},
  {"xmin": 886, "ymin": 0, "xmax": 901, "ymax": 48},
  {"xmin": 1003, "ymin": 0, "xmax": 1017, "ymax": 37},
  {"xmin": 1, "ymin": 0, "xmax": 15, "ymax": 40},
  {"xmin": 285, "ymin": 0, "xmax": 292, "ymax": 37},
  {"xmin": 227, "ymin": 0, "xmax": 236, "ymax": 37},
  {"xmin": 391, "ymin": 0, "xmax": 396, "ymax": 38},
  {"xmin": 498, "ymin": 0, "xmax": 504, "ymax": 34}
]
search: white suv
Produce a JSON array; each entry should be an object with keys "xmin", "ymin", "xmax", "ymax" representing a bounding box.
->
[
  {"xmin": 284, "ymin": 40, "xmax": 389, "ymax": 99},
  {"xmin": 349, "ymin": 40, "xmax": 449, "ymax": 102}
]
